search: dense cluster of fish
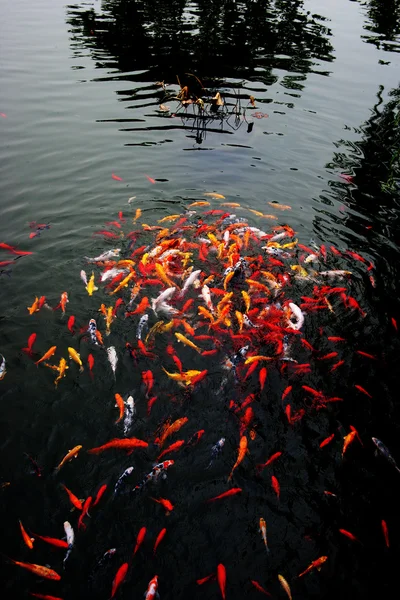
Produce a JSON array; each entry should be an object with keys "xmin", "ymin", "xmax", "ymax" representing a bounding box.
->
[{"xmin": 2, "ymin": 197, "xmax": 399, "ymax": 600}]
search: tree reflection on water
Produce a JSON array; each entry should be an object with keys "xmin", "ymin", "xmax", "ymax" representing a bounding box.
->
[{"xmin": 66, "ymin": 0, "xmax": 334, "ymax": 142}]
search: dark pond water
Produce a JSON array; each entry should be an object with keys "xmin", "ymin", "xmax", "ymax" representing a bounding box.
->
[{"xmin": 1, "ymin": 0, "xmax": 400, "ymax": 599}]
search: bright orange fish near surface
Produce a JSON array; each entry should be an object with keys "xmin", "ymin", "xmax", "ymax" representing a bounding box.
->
[
  {"xmin": 228, "ymin": 435, "xmax": 248, "ymax": 481},
  {"xmin": 54, "ymin": 445, "xmax": 82, "ymax": 473},
  {"xmin": 35, "ymin": 345, "xmax": 57, "ymax": 366},
  {"xmin": 114, "ymin": 393, "xmax": 125, "ymax": 423},
  {"xmin": 298, "ymin": 556, "xmax": 328, "ymax": 577},
  {"xmin": 8, "ymin": 558, "xmax": 61, "ymax": 580},
  {"xmin": 19, "ymin": 520, "xmax": 34, "ymax": 549},
  {"xmin": 88, "ymin": 438, "xmax": 148, "ymax": 454}
]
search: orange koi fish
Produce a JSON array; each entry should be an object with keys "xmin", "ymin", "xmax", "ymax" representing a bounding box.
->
[
  {"xmin": 27, "ymin": 297, "xmax": 40, "ymax": 315},
  {"xmin": 55, "ymin": 445, "xmax": 82, "ymax": 473},
  {"xmin": 278, "ymin": 574, "xmax": 292, "ymax": 600},
  {"xmin": 111, "ymin": 562, "xmax": 129, "ymax": 598},
  {"xmin": 8, "ymin": 558, "xmax": 61, "ymax": 580},
  {"xmin": 153, "ymin": 528, "xmax": 167, "ymax": 555},
  {"xmin": 114, "ymin": 393, "xmax": 125, "ymax": 424},
  {"xmin": 259, "ymin": 518, "xmax": 269, "ymax": 553},
  {"xmin": 207, "ymin": 488, "xmax": 242, "ymax": 502},
  {"xmin": 204, "ymin": 192, "xmax": 225, "ymax": 199},
  {"xmin": 298, "ymin": 556, "xmax": 328, "ymax": 577},
  {"xmin": 61, "ymin": 485, "xmax": 83, "ymax": 511},
  {"xmin": 320, "ymin": 433, "xmax": 335, "ymax": 448},
  {"xmin": 228, "ymin": 436, "xmax": 248, "ymax": 481},
  {"xmin": 88, "ymin": 438, "xmax": 148, "ymax": 454},
  {"xmin": 35, "ymin": 345, "xmax": 57, "ymax": 366},
  {"xmin": 151, "ymin": 497, "xmax": 174, "ymax": 515},
  {"xmin": 19, "ymin": 520, "xmax": 34, "ymax": 549},
  {"xmin": 342, "ymin": 431, "xmax": 357, "ymax": 456},
  {"xmin": 128, "ymin": 296, "xmax": 149, "ymax": 315},
  {"xmin": 155, "ymin": 417, "xmax": 188, "ymax": 448}
]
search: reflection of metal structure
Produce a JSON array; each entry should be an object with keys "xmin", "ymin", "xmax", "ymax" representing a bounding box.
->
[{"xmin": 161, "ymin": 75, "xmax": 269, "ymax": 144}]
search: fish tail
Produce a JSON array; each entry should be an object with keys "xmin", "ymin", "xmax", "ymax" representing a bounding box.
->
[{"xmin": 79, "ymin": 366, "xmax": 84, "ymax": 373}]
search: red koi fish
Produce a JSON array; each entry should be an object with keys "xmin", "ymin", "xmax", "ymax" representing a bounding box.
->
[
  {"xmin": 87, "ymin": 438, "xmax": 148, "ymax": 454},
  {"xmin": 151, "ymin": 497, "xmax": 174, "ymax": 515},
  {"xmin": 67, "ymin": 315, "xmax": 75, "ymax": 333},
  {"xmin": 145, "ymin": 174, "xmax": 156, "ymax": 184},
  {"xmin": 257, "ymin": 451, "xmax": 282, "ymax": 472},
  {"xmin": 33, "ymin": 533, "xmax": 68, "ymax": 548},
  {"xmin": 153, "ymin": 528, "xmax": 167, "ymax": 555},
  {"xmin": 93, "ymin": 484, "xmax": 107, "ymax": 507},
  {"xmin": 251, "ymin": 580, "xmax": 271, "ymax": 596},
  {"xmin": 339, "ymin": 528, "xmax": 359, "ymax": 542},
  {"xmin": 22, "ymin": 333, "xmax": 37, "ymax": 355},
  {"xmin": 111, "ymin": 562, "xmax": 129, "ymax": 598},
  {"xmin": 142, "ymin": 370, "xmax": 154, "ymax": 398},
  {"xmin": 206, "ymin": 488, "xmax": 242, "ymax": 502},
  {"xmin": 111, "ymin": 173, "xmax": 123, "ymax": 181},
  {"xmin": 217, "ymin": 564, "xmax": 226, "ymax": 600},
  {"xmin": 157, "ymin": 440, "xmax": 185, "ymax": 461},
  {"xmin": 271, "ymin": 475, "xmax": 280, "ymax": 500},
  {"xmin": 61, "ymin": 485, "xmax": 83, "ymax": 511},
  {"xmin": 259, "ymin": 367, "xmax": 267, "ymax": 390},
  {"xmin": 356, "ymin": 350, "xmax": 376, "ymax": 360},
  {"xmin": 87, "ymin": 354, "xmax": 94, "ymax": 371},
  {"xmin": 78, "ymin": 496, "xmax": 92, "ymax": 530},
  {"xmin": 354, "ymin": 384, "xmax": 372, "ymax": 399},
  {"xmin": 133, "ymin": 526, "xmax": 146, "ymax": 555},
  {"xmin": 381, "ymin": 519, "xmax": 389, "ymax": 548},
  {"xmin": 320, "ymin": 434, "xmax": 335, "ymax": 448},
  {"xmin": 281, "ymin": 386, "xmax": 292, "ymax": 403}
]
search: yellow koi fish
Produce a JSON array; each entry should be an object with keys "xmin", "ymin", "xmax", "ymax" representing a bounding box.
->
[
  {"xmin": 174, "ymin": 332, "xmax": 201, "ymax": 354},
  {"xmin": 155, "ymin": 263, "xmax": 178, "ymax": 288},
  {"xmin": 68, "ymin": 347, "xmax": 83, "ymax": 372},
  {"xmin": 241, "ymin": 290, "xmax": 251, "ymax": 313},
  {"xmin": 54, "ymin": 358, "xmax": 68, "ymax": 387},
  {"xmin": 187, "ymin": 201, "xmax": 210, "ymax": 207},
  {"xmin": 111, "ymin": 270, "xmax": 135, "ymax": 294},
  {"xmin": 86, "ymin": 272, "xmax": 98, "ymax": 296},
  {"xmin": 245, "ymin": 355, "xmax": 273, "ymax": 365},
  {"xmin": 203, "ymin": 192, "xmax": 225, "ymax": 199},
  {"xmin": 133, "ymin": 208, "xmax": 142, "ymax": 222},
  {"xmin": 158, "ymin": 214, "xmax": 181, "ymax": 224}
]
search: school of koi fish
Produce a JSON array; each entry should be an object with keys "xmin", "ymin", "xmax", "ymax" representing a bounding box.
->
[{"xmin": 2, "ymin": 196, "xmax": 399, "ymax": 600}]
